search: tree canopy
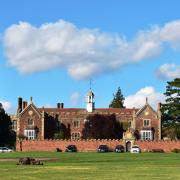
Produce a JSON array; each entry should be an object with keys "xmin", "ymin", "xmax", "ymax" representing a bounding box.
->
[
  {"xmin": 0, "ymin": 103, "xmax": 16, "ymax": 146},
  {"xmin": 161, "ymin": 78, "xmax": 180, "ymax": 139},
  {"xmin": 82, "ymin": 114, "xmax": 123, "ymax": 139},
  {"xmin": 109, "ymin": 87, "xmax": 125, "ymax": 108}
]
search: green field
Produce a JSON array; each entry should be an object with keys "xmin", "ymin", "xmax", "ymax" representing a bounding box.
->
[{"xmin": 0, "ymin": 152, "xmax": 180, "ymax": 180}]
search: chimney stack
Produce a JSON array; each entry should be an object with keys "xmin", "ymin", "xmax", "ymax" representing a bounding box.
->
[
  {"xmin": 18, "ymin": 97, "xmax": 23, "ymax": 113},
  {"xmin": 57, "ymin": 103, "xmax": 64, "ymax": 109},
  {"xmin": 57, "ymin": 103, "xmax": 60, "ymax": 108},
  {"xmin": 60, "ymin": 103, "xmax": 64, "ymax": 108},
  {"xmin": 22, "ymin": 101, "xmax": 28, "ymax": 110}
]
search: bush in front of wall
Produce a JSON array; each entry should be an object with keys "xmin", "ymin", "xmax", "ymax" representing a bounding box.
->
[{"xmin": 171, "ymin": 148, "xmax": 180, "ymax": 153}]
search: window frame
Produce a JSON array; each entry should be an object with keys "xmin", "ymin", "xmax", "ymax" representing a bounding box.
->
[
  {"xmin": 71, "ymin": 132, "xmax": 81, "ymax": 140},
  {"xmin": 24, "ymin": 129, "xmax": 36, "ymax": 140},
  {"xmin": 143, "ymin": 119, "xmax": 151, "ymax": 127},
  {"xmin": 27, "ymin": 118, "xmax": 34, "ymax": 126},
  {"xmin": 73, "ymin": 120, "xmax": 80, "ymax": 128},
  {"xmin": 12, "ymin": 120, "xmax": 17, "ymax": 131},
  {"xmin": 140, "ymin": 130, "xmax": 153, "ymax": 140}
]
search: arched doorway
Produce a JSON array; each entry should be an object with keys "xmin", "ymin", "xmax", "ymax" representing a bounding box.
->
[{"xmin": 126, "ymin": 141, "xmax": 131, "ymax": 152}]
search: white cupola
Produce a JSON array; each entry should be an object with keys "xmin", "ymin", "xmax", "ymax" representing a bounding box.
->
[{"xmin": 86, "ymin": 90, "xmax": 95, "ymax": 113}]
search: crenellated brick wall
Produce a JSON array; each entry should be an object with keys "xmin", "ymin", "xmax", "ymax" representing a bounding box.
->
[{"xmin": 16, "ymin": 139, "xmax": 180, "ymax": 152}]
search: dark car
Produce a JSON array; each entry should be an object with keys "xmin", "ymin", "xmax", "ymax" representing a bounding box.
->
[
  {"xmin": 65, "ymin": 145, "xmax": 77, "ymax": 152},
  {"xmin": 97, "ymin": 145, "xmax": 109, "ymax": 152},
  {"xmin": 114, "ymin": 145, "xmax": 124, "ymax": 153}
]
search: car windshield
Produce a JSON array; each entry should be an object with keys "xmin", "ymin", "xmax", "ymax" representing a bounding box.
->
[
  {"xmin": 99, "ymin": 145, "xmax": 107, "ymax": 148},
  {"xmin": 132, "ymin": 146, "xmax": 139, "ymax": 148}
]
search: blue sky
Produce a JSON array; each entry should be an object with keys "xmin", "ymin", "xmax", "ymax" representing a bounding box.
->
[{"xmin": 0, "ymin": 0, "xmax": 179, "ymax": 113}]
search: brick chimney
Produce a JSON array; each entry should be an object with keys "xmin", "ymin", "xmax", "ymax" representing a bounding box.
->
[
  {"xmin": 22, "ymin": 101, "xmax": 28, "ymax": 110},
  {"xmin": 57, "ymin": 103, "xmax": 60, "ymax": 108},
  {"xmin": 57, "ymin": 103, "xmax": 64, "ymax": 108},
  {"xmin": 18, "ymin": 97, "xmax": 23, "ymax": 113}
]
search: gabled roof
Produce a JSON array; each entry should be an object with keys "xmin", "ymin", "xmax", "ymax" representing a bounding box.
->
[
  {"xmin": 136, "ymin": 103, "xmax": 157, "ymax": 116},
  {"xmin": 19, "ymin": 102, "xmax": 42, "ymax": 118}
]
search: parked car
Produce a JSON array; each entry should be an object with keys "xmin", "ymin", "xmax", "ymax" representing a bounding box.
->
[
  {"xmin": 0, "ymin": 147, "xmax": 14, "ymax": 153},
  {"xmin": 114, "ymin": 145, "xmax": 124, "ymax": 153},
  {"xmin": 65, "ymin": 145, "xmax": 77, "ymax": 152},
  {"xmin": 130, "ymin": 145, "xmax": 141, "ymax": 153},
  {"xmin": 97, "ymin": 145, "xmax": 109, "ymax": 152}
]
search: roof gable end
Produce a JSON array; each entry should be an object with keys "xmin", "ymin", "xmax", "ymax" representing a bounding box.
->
[{"xmin": 19, "ymin": 103, "xmax": 42, "ymax": 118}]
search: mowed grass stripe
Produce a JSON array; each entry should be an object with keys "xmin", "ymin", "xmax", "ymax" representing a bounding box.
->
[{"xmin": 0, "ymin": 152, "xmax": 180, "ymax": 180}]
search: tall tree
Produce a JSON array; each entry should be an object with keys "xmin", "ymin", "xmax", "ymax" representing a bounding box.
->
[
  {"xmin": 109, "ymin": 87, "xmax": 125, "ymax": 108},
  {"xmin": 161, "ymin": 78, "xmax": 180, "ymax": 139},
  {"xmin": 0, "ymin": 103, "xmax": 16, "ymax": 146},
  {"xmin": 82, "ymin": 114, "xmax": 123, "ymax": 139}
]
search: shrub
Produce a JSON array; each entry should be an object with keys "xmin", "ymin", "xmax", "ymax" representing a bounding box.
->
[
  {"xmin": 152, "ymin": 149, "xmax": 164, "ymax": 153},
  {"xmin": 17, "ymin": 134, "xmax": 27, "ymax": 140},
  {"xmin": 171, "ymin": 148, "xmax": 180, "ymax": 153},
  {"xmin": 54, "ymin": 131, "xmax": 65, "ymax": 139},
  {"xmin": 56, "ymin": 148, "xmax": 62, "ymax": 152}
]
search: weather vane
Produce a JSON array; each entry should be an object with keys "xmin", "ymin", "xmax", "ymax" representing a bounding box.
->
[{"xmin": 90, "ymin": 78, "xmax": 92, "ymax": 90}]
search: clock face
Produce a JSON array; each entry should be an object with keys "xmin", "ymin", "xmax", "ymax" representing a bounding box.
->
[
  {"xmin": 28, "ymin": 110, "xmax": 33, "ymax": 116},
  {"xmin": 145, "ymin": 111, "xmax": 149, "ymax": 116}
]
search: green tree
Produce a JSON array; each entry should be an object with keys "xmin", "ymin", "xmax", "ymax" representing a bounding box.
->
[
  {"xmin": 0, "ymin": 103, "xmax": 16, "ymax": 146},
  {"xmin": 82, "ymin": 114, "xmax": 123, "ymax": 139},
  {"xmin": 109, "ymin": 87, "xmax": 125, "ymax": 108},
  {"xmin": 54, "ymin": 131, "xmax": 65, "ymax": 139},
  {"xmin": 161, "ymin": 78, "xmax": 180, "ymax": 139}
]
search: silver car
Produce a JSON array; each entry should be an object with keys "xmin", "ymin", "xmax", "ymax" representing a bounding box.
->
[
  {"xmin": 130, "ymin": 145, "xmax": 141, "ymax": 153},
  {"xmin": 0, "ymin": 147, "xmax": 13, "ymax": 153}
]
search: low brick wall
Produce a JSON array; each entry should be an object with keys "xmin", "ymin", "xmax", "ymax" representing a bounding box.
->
[
  {"xmin": 16, "ymin": 139, "xmax": 180, "ymax": 152},
  {"xmin": 16, "ymin": 139, "xmax": 122, "ymax": 152},
  {"xmin": 136, "ymin": 140, "xmax": 180, "ymax": 152}
]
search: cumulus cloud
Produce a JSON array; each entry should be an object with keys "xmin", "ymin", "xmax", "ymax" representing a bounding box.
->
[
  {"xmin": 70, "ymin": 92, "xmax": 81, "ymax": 106},
  {"xmin": 0, "ymin": 100, "xmax": 12, "ymax": 112},
  {"xmin": 3, "ymin": 19, "xmax": 180, "ymax": 79},
  {"xmin": 156, "ymin": 63, "xmax": 180, "ymax": 80},
  {"xmin": 124, "ymin": 87, "xmax": 165, "ymax": 109}
]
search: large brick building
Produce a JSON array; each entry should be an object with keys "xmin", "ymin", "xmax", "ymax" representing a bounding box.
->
[{"xmin": 12, "ymin": 90, "xmax": 161, "ymax": 141}]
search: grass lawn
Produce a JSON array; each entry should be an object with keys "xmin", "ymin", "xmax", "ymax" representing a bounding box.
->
[{"xmin": 0, "ymin": 152, "xmax": 180, "ymax": 180}]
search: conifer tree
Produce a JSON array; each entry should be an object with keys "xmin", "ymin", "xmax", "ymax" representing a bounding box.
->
[
  {"xmin": 109, "ymin": 87, "xmax": 125, "ymax": 108},
  {"xmin": 161, "ymin": 78, "xmax": 180, "ymax": 139}
]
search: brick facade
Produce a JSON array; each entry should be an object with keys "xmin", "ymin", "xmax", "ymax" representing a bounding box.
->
[
  {"xmin": 18, "ymin": 104, "xmax": 44, "ymax": 139},
  {"xmin": 12, "ymin": 94, "xmax": 161, "ymax": 141}
]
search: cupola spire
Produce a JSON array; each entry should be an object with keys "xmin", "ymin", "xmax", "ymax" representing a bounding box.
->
[{"xmin": 86, "ymin": 79, "xmax": 95, "ymax": 112}]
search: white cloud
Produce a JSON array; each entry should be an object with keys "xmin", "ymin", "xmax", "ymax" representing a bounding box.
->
[
  {"xmin": 3, "ymin": 19, "xmax": 180, "ymax": 79},
  {"xmin": 124, "ymin": 86, "xmax": 165, "ymax": 109},
  {"xmin": 156, "ymin": 63, "xmax": 180, "ymax": 80},
  {"xmin": 0, "ymin": 100, "xmax": 12, "ymax": 112},
  {"xmin": 70, "ymin": 92, "xmax": 81, "ymax": 106}
]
